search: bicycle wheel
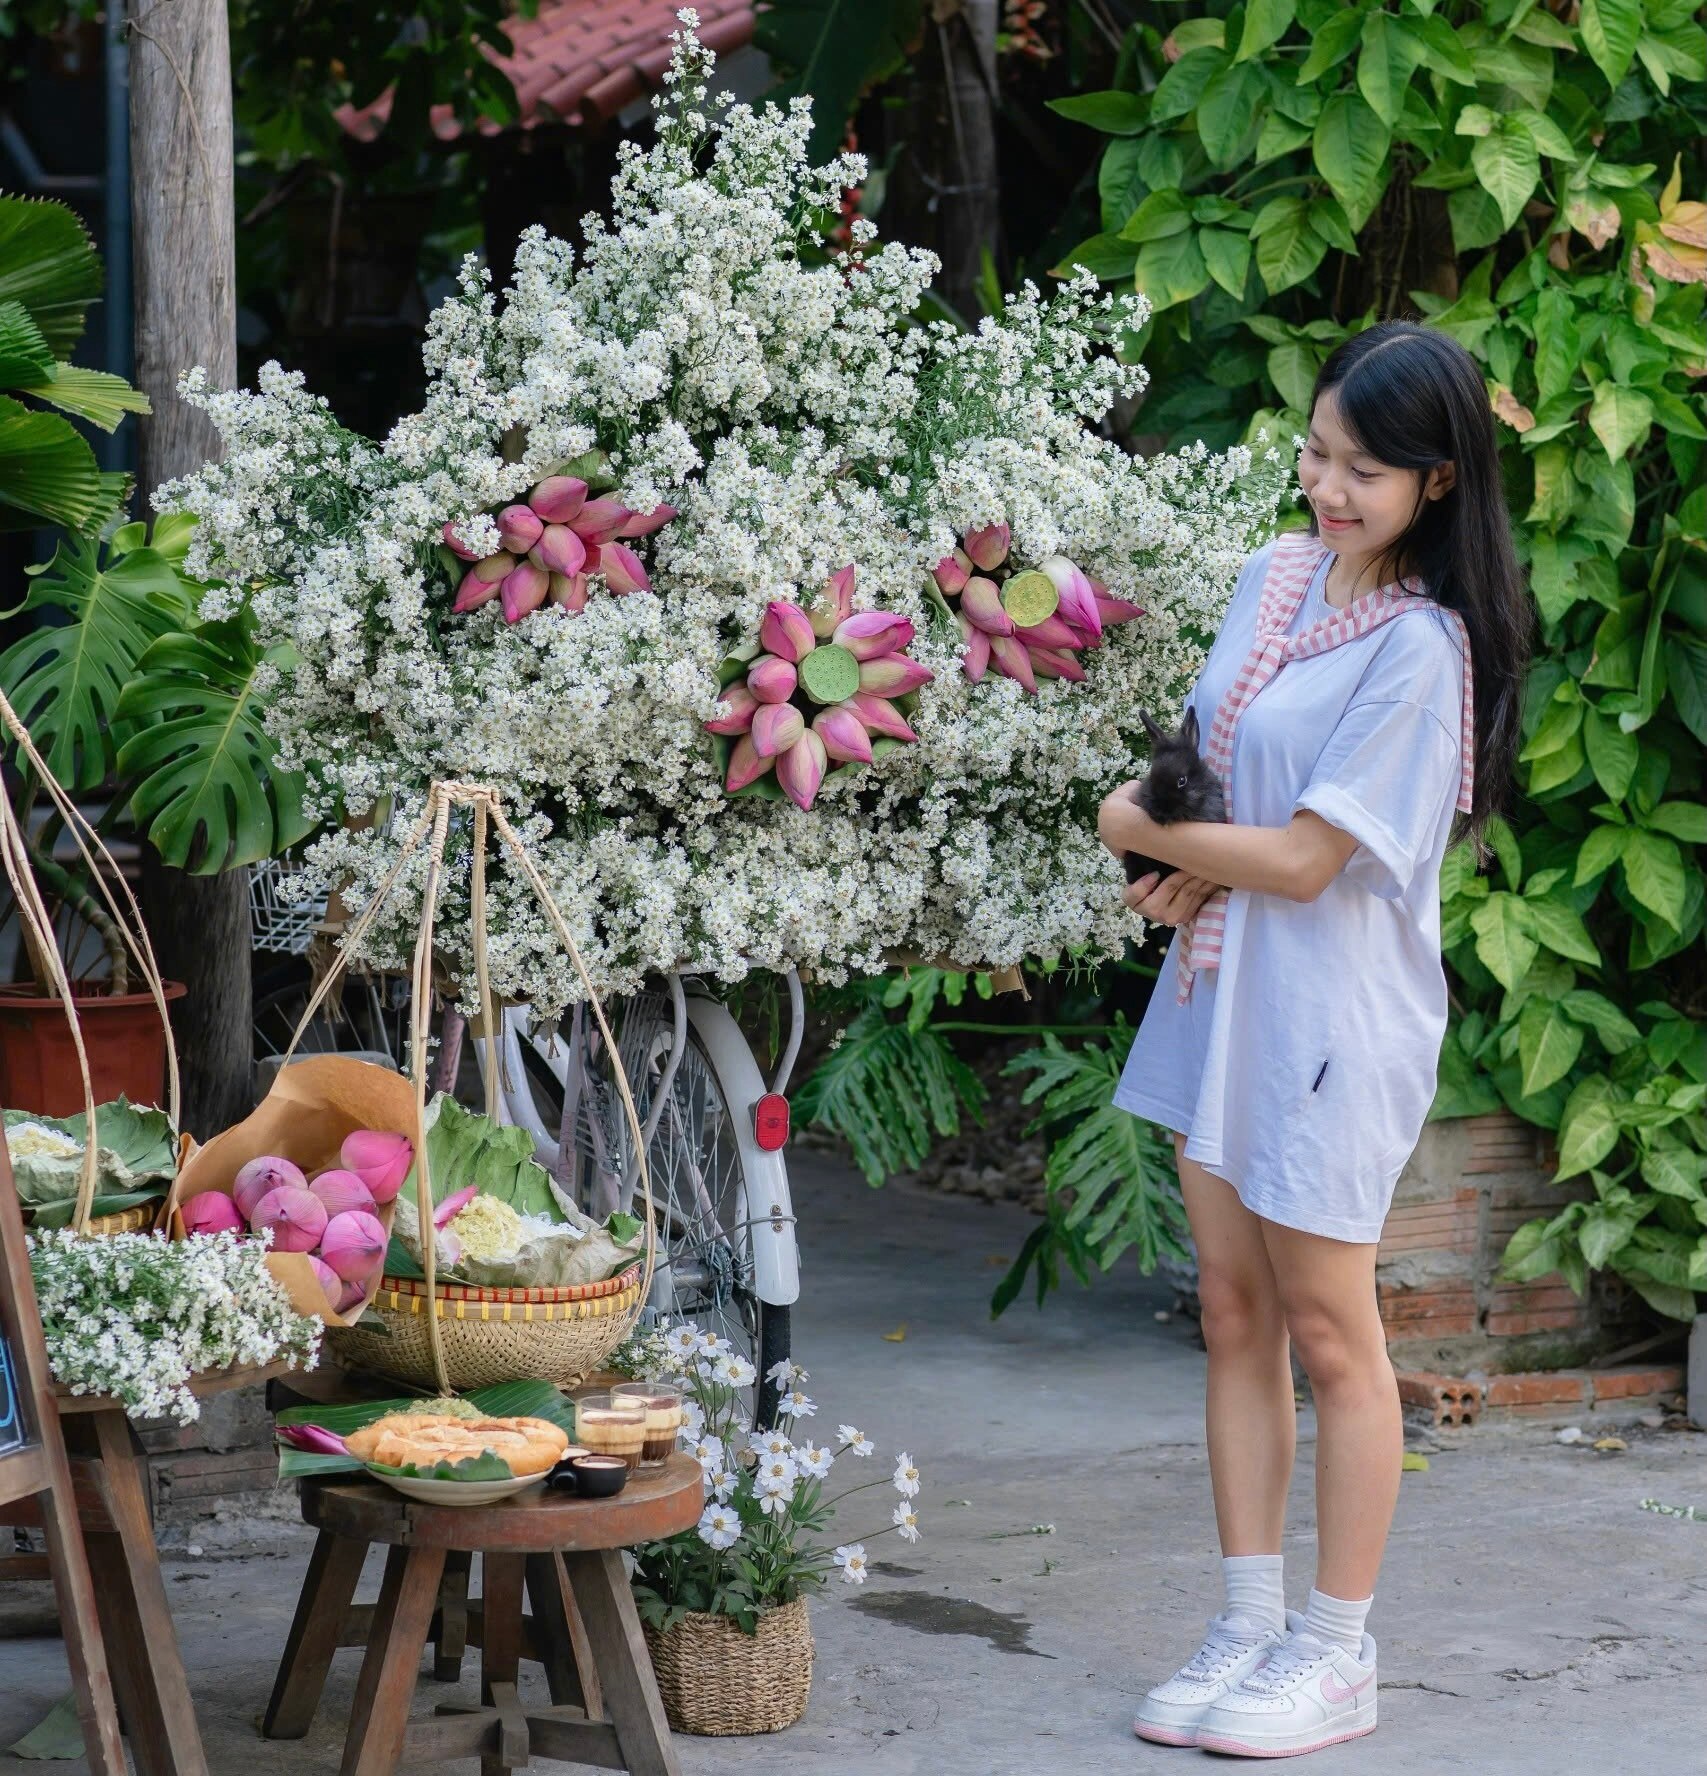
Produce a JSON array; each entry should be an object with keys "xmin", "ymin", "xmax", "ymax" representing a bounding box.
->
[
  {"xmin": 252, "ymin": 964, "xmax": 414, "ymax": 1072},
  {"xmin": 520, "ymin": 995, "xmax": 791, "ymax": 1423}
]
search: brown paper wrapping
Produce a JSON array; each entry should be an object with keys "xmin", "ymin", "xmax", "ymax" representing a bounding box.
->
[{"xmin": 164, "ymin": 1055, "xmax": 417, "ymax": 1328}]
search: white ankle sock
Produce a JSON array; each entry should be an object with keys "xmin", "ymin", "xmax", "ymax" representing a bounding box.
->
[
  {"xmin": 1222, "ymin": 1554, "xmax": 1285, "ymax": 1636},
  {"xmin": 1301, "ymin": 1586, "xmax": 1372, "ymax": 1653}
]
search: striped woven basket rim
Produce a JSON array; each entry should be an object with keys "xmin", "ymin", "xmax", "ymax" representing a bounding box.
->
[
  {"xmin": 364, "ymin": 1277, "xmax": 643, "ymax": 1325},
  {"xmin": 377, "ymin": 1261, "xmax": 643, "ymax": 1305}
]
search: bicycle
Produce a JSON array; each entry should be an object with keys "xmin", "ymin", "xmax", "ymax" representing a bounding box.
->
[{"xmin": 248, "ymin": 860, "xmax": 806, "ymax": 1413}]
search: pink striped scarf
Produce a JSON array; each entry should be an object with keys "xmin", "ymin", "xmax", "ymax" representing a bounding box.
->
[{"xmin": 1175, "ymin": 532, "xmax": 1475, "ymax": 1003}]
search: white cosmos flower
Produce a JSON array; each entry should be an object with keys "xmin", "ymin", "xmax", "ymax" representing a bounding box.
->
[
  {"xmin": 891, "ymin": 1502, "xmax": 921, "ymax": 1543},
  {"xmin": 766, "ymin": 1359, "xmax": 808, "ymax": 1387},
  {"xmin": 795, "ymin": 1443, "xmax": 833, "ymax": 1479},
  {"xmin": 775, "ymin": 1389, "xmax": 816, "ymax": 1419},
  {"xmin": 705, "ymin": 1464, "xmax": 738, "ymax": 1501},
  {"xmin": 747, "ymin": 1426, "xmax": 794, "ymax": 1460},
  {"xmin": 716, "ymin": 1354, "xmax": 757, "ymax": 1389},
  {"xmin": 664, "ymin": 1325, "xmax": 703, "ymax": 1365},
  {"xmin": 697, "ymin": 1502, "xmax": 741, "ymax": 1550},
  {"xmin": 834, "ymin": 1543, "xmax": 869, "ymax": 1584},
  {"xmin": 838, "ymin": 1425, "xmax": 872, "ymax": 1458},
  {"xmin": 677, "ymin": 1400, "xmax": 705, "ymax": 1440},
  {"xmin": 689, "ymin": 1435, "xmax": 724, "ymax": 1473},
  {"xmin": 892, "ymin": 1453, "xmax": 921, "ymax": 1497},
  {"xmin": 755, "ymin": 1454, "xmax": 798, "ymax": 1493},
  {"xmin": 757, "ymin": 1487, "xmax": 794, "ymax": 1518}
]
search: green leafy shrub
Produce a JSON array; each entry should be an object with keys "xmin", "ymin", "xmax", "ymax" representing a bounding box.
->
[{"xmin": 1051, "ymin": 0, "xmax": 1705, "ymax": 1321}]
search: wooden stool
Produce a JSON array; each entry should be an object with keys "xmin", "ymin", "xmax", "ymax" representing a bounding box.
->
[{"xmin": 263, "ymin": 1457, "xmax": 702, "ymax": 1776}]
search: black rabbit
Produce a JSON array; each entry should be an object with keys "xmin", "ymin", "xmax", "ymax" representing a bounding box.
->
[{"xmin": 1123, "ymin": 707, "xmax": 1227, "ymax": 884}]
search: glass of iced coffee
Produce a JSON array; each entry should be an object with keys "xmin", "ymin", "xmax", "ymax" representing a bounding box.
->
[
  {"xmin": 612, "ymin": 1382, "xmax": 683, "ymax": 1469},
  {"xmin": 574, "ymin": 1394, "xmax": 647, "ymax": 1472}
]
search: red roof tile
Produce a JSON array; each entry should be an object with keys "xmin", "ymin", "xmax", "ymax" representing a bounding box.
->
[{"xmin": 337, "ymin": 0, "xmax": 757, "ymax": 142}]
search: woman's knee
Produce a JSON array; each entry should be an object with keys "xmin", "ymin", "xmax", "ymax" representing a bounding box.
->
[
  {"xmin": 1284, "ymin": 1301, "xmax": 1389, "ymax": 1395},
  {"xmin": 1197, "ymin": 1263, "xmax": 1286, "ymax": 1358}
]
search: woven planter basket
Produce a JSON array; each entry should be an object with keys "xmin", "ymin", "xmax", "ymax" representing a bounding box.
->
[
  {"xmin": 643, "ymin": 1597, "xmax": 813, "ymax": 1736},
  {"xmin": 327, "ymin": 1263, "xmax": 644, "ymax": 1391}
]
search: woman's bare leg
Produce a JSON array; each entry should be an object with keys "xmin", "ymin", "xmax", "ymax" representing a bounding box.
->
[
  {"xmin": 1177, "ymin": 1136, "xmax": 1296, "ymax": 1555},
  {"xmin": 1260, "ymin": 1220, "xmax": 1399, "ymax": 1599}
]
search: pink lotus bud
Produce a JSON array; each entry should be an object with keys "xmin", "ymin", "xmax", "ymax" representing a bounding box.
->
[
  {"xmin": 433, "ymin": 1184, "xmax": 479, "ymax": 1230},
  {"xmin": 859, "ymin": 654, "xmax": 933, "ymax": 697},
  {"xmin": 813, "ymin": 705, "xmax": 874, "ymax": 764},
  {"xmin": 453, "ymin": 551, "xmax": 514, "ymax": 614},
  {"xmin": 500, "ymin": 561, "xmax": 550, "ymax": 623},
  {"xmin": 933, "ymin": 550, "xmax": 973, "ymax": 597},
  {"xmin": 335, "ymin": 1277, "xmax": 373, "ymax": 1316},
  {"xmin": 570, "ymin": 496, "xmax": 630, "ymax": 545},
  {"xmin": 340, "ymin": 1130, "xmax": 413, "ymax": 1205},
  {"xmin": 598, "ymin": 541, "xmax": 652, "ymax": 595},
  {"xmin": 436, "ymin": 1230, "xmax": 464, "ymax": 1271},
  {"xmin": 725, "ymin": 733, "xmax": 775, "ymax": 794},
  {"xmin": 251, "ymin": 1184, "xmax": 328, "ymax": 1254},
  {"xmin": 810, "ymin": 565, "xmax": 857, "ymax": 638},
  {"xmin": 1093, "ymin": 590, "xmax": 1146, "ymax": 625},
  {"xmin": 833, "ymin": 611, "xmax": 915, "ymax": 661},
  {"xmin": 442, "ymin": 521, "xmax": 482, "ymax": 562},
  {"xmin": 234, "ymin": 1155, "xmax": 308, "ymax": 1223},
  {"xmin": 1029, "ymin": 647, "xmax": 1087, "ymax": 682},
  {"xmin": 277, "ymin": 1421, "xmax": 348, "ymax": 1455},
  {"xmin": 617, "ymin": 503, "xmax": 676, "ymax": 539},
  {"xmin": 846, "ymin": 690, "xmax": 918, "ymax": 743},
  {"xmin": 529, "ymin": 475, "xmax": 588, "ymax": 525},
  {"xmin": 1012, "ymin": 613, "xmax": 1084, "ymax": 652},
  {"xmin": 548, "ymin": 572, "xmax": 589, "ymax": 612},
  {"xmin": 964, "ymin": 522, "xmax": 1011, "ymax": 572},
  {"xmin": 320, "ymin": 1209, "xmax": 389, "ymax": 1282},
  {"xmin": 1039, "ymin": 555, "xmax": 1102, "ymax": 639},
  {"xmin": 776, "ymin": 730, "xmax": 828, "ymax": 810},
  {"xmin": 309, "ymin": 1169, "xmax": 375, "ymax": 1220},
  {"xmin": 747, "ymin": 656, "xmax": 798, "ymax": 705},
  {"xmin": 498, "ymin": 504, "xmax": 544, "ymax": 554},
  {"xmin": 530, "ymin": 524, "xmax": 587, "ymax": 576},
  {"xmin": 961, "ymin": 576, "xmax": 1016, "ymax": 637},
  {"xmin": 704, "ymin": 682, "xmax": 759, "ymax": 736},
  {"xmin": 306, "ymin": 1257, "xmax": 342, "ymax": 1313},
  {"xmin": 180, "ymin": 1191, "xmax": 244, "ymax": 1237},
  {"xmin": 760, "ymin": 600, "xmax": 816, "ymax": 664},
  {"xmin": 751, "ymin": 702, "xmax": 806, "ymax": 758},
  {"xmin": 959, "ymin": 618, "xmax": 991, "ymax": 685},
  {"xmin": 989, "ymin": 635, "xmax": 1039, "ymax": 694}
]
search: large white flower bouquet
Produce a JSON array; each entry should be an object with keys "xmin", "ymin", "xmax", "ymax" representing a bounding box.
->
[{"xmin": 159, "ymin": 11, "xmax": 1283, "ymax": 1011}]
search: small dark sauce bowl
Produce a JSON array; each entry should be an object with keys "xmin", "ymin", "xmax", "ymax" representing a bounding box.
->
[{"xmin": 567, "ymin": 1455, "xmax": 629, "ymax": 1498}]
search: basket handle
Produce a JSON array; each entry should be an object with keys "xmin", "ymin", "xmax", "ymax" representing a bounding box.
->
[
  {"xmin": 290, "ymin": 781, "xmax": 655, "ymax": 1396},
  {"xmin": 0, "ymin": 686, "xmax": 183, "ymax": 1231}
]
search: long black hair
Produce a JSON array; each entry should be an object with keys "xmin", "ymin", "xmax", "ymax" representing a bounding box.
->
[{"xmin": 1309, "ymin": 321, "xmax": 1530, "ymax": 848}]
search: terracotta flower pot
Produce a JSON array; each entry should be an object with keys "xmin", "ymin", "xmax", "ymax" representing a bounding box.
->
[
  {"xmin": 642, "ymin": 1596, "xmax": 813, "ymax": 1735},
  {"xmin": 0, "ymin": 982, "xmax": 185, "ymax": 1116}
]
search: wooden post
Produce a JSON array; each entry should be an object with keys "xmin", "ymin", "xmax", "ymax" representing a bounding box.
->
[
  {"xmin": 126, "ymin": 0, "xmax": 254, "ymax": 1134},
  {"xmin": 0, "ymin": 1140, "xmax": 128, "ymax": 1774},
  {"xmin": 934, "ymin": 0, "xmax": 1003, "ymax": 326}
]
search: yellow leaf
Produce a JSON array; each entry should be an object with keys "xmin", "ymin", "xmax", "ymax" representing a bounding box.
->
[
  {"xmin": 1593, "ymin": 1435, "xmax": 1627, "ymax": 1452},
  {"xmin": 882, "ymin": 1325, "xmax": 908, "ymax": 1343},
  {"xmin": 1401, "ymin": 1452, "xmax": 1431, "ymax": 1472},
  {"xmin": 1491, "ymin": 385, "xmax": 1536, "ymax": 432}
]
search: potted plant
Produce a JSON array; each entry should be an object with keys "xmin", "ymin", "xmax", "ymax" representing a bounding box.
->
[
  {"xmin": 0, "ymin": 194, "xmax": 310, "ymax": 1115},
  {"xmin": 621, "ymin": 1323, "xmax": 925, "ymax": 1736}
]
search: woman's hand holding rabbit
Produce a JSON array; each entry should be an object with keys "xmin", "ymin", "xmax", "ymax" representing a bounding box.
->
[{"xmin": 1124, "ymin": 871, "xmax": 1217, "ymax": 926}]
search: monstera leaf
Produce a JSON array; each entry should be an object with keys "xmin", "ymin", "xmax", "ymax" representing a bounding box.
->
[
  {"xmin": 0, "ymin": 524, "xmax": 193, "ymax": 790},
  {"xmin": 113, "ymin": 613, "xmax": 313, "ymax": 873}
]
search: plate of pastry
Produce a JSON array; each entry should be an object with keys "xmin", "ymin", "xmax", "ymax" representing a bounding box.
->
[{"xmin": 343, "ymin": 1410, "xmax": 574, "ymax": 1506}]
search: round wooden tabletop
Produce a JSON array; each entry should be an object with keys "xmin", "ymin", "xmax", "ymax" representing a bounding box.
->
[{"xmin": 302, "ymin": 1453, "xmax": 704, "ymax": 1552}]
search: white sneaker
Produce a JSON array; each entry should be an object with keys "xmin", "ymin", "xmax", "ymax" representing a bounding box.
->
[
  {"xmin": 1133, "ymin": 1613, "xmax": 1283, "ymax": 1747},
  {"xmin": 1195, "ymin": 1609, "xmax": 1377, "ymax": 1757}
]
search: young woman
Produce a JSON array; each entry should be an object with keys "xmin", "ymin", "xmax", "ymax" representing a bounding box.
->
[{"xmin": 1096, "ymin": 321, "xmax": 1530, "ymax": 1759}]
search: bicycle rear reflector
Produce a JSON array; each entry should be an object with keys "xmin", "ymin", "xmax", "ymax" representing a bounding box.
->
[{"xmin": 753, "ymin": 1093, "xmax": 790, "ymax": 1152}]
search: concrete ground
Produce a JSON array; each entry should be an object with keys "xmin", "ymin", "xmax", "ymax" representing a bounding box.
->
[{"xmin": 3, "ymin": 1153, "xmax": 1703, "ymax": 1775}]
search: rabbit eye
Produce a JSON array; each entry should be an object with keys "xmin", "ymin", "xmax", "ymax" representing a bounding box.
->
[{"xmin": 1177, "ymin": 773, "xmax": 1188, "ymax": 788}]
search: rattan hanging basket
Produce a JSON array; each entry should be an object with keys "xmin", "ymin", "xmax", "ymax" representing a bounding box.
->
[
  {"xmin": 328, "ymin": 1263, "xmax": 645, "ymax": 1390},
  {"xmin": 643, "ymin": 1598, "xmax": 814, "ymax": 1736}
]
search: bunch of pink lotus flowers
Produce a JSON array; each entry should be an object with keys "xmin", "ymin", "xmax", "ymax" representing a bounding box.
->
[
  {"xmin": 705, "ymin": 567, "xmax": 932, "ymax": 812},
  {"xmin": 933, "ymin": 523, "xmax": 1143, "ymax": 691},
  {"xmin": 444, "ymin": 473, "xmax": 676, "ymax": 624}
]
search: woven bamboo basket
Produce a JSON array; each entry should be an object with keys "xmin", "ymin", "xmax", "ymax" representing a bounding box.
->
[
  {"xmin": 328, "ymin": 1262, "xmax": 645, "ymax": 1390},
  {"xmin": 643, "ymin": 1598, "xmax": 813, "ymax": 1736}
]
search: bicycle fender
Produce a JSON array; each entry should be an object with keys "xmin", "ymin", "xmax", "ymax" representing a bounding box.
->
[{"xmin": 685, "ymin": 995, "xmax": 801, "ymax": 1307}]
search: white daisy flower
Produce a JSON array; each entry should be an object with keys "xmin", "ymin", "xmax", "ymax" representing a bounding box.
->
[
  {"xmin": 697, "ymin": 1503, "xmax": 740, "ymax": 1550},
  {"xmin": 891, "ymin": 1502, "xmax": 921, "ymax": 1543},
  {"xmin": 775, "ymin": 1389, "xmax": 816, "ymax": 1419},
  {"xmin": 838, "ymin": 1425, "xmax": 872, "ymax": 1458},
  {"xmin": 765, "ymin": 1358, "xmax": 808, "ymax": 1387},
  {"xmin": 689, "ymin": 1435, "xmax": 725, "ymax": 1473},
  {"xmin": 834, "ymin": 1543, "xmax": 868, "ymax": 1584},
  {"xmin": 795, "ymin": 1443, "xmax": 833, "ymax": 1479},
  {"xmin": 892, "ymin": 1453, "xmax": 921, "ymax": 1497},
  {"xmin": 755, "ymin": 1453, "xmax": 798, "ymax": 1493},
  {"xmin": 747, "ymin": 1426, "xmax": 794, "ymax": 1459},
  {"xmin": 757, "ymin": 1487, "xmax": 794, "ymax": 1517},
  {"xmin": 716, "ymin": 1354, "xmax": 757, "ymax": 1389},
  {"xmin": 705, "ymin": 1464, "xmax": 738, "ymax": 1501}
]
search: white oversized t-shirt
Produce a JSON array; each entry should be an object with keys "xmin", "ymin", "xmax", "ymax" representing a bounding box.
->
[{"xmin": 1114, "ymin": 538, "xmax": 1469, "ymax": 1243}]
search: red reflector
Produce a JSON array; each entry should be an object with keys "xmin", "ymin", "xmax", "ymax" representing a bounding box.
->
[{"xmin": 754, "ymin": 1093, "xmax": 790, "ymax": 1151}]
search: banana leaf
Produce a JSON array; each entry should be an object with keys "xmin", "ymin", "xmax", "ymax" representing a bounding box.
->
[
  {"xmin": 368, "ymin": 1450, "xmax": 516, "ymax": 1482},
  {"xmin": 274, "ymin": 1378, "xmax": 577, "ymax": 1480}
]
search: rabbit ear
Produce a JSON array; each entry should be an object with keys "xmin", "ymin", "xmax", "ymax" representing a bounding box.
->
[
  {"xmin": 1181, "ymin": 706, "xmax": 1200, "ymax": 748},
  {"xmin": 1140, "ymin": 709, "xmax": 1168, "ymax": 746}
]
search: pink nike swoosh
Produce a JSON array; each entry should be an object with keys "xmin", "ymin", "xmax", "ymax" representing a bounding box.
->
[{"xmin": 1320, "ymin": 1669, "xmax": 1375, "ymax": 1704}]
